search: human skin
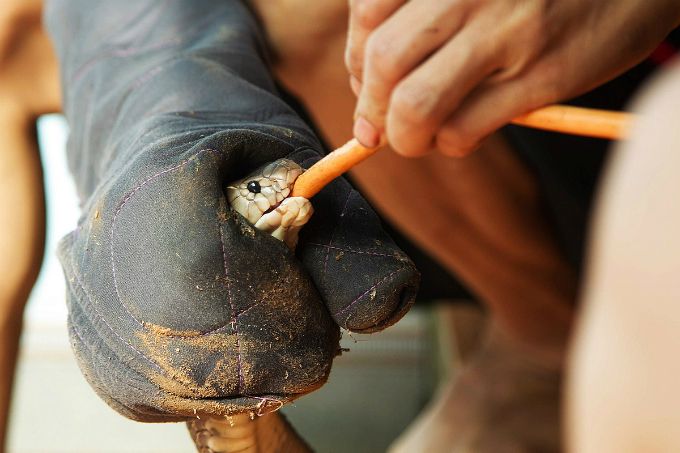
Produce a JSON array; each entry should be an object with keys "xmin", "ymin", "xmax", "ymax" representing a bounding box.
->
[
  {"xmin": 0, "ymin": 109, "xmax": 45, "ymax": 453},
  {"xmin": 0, "ymin": 0, "xmax": 60, "ymax": 449},
  {"xmin": 5, "ymin": 1, "xmax": 673, "ymax": 452},
  {"xmin": 346, "ymin": 0, "xmax": 680, "ymax": 157},
  {"xmin": 253, "ymin": 0, "xmax": 576, "ymax": 363},
  {"xmin": 566, "ymin": 61, "xmax": 680, "ymax": 453},
  {"xmin": 250, "ymin": 1, "xmax": 580, "ymax": 451}
]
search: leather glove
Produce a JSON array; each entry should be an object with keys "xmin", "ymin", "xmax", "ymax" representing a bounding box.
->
[{"xmin": 46, "ymin": 0, "xmax": 419, "ymax": 422}]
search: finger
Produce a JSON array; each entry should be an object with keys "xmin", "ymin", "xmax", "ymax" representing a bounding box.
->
[
  {"xmin": 345, "ymin": 0, "xmax": 405, "ymax": 82},
  {"xmin": 350, "ymin": 74, "xmax": 363, "ymax": 97},
  {"xmin": 435, "ymin": 65, "xmax": 559, "ymax": 157},
  {"xmin": 353, "ymin": 0, "xmax": 467, "ymax": 147},
  {"xmin": 383, "ymin": 27, "xmax": 502, "ymax": 157}
]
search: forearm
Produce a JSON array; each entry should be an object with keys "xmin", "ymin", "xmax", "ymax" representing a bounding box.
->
[{"xmin": 567, "ymin": 61, "xmax": 680, "ymax": 453}]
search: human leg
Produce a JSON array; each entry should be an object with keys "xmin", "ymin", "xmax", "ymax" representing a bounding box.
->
[{"xmin": 376, "ymin": 136, "xmax": 573, "ymax": 453}]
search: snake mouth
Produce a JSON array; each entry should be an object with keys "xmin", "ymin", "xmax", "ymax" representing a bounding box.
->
[{"xmin": 264, "ymin": 200, "xmax": 283, "ymax": 215}]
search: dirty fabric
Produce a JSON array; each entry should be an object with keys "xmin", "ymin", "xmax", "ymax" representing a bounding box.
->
[{"xmin": 46, "ymin": 0, "xmax": 419, "ymax": 422}]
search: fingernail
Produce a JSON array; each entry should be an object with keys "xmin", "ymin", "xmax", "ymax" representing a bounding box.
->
[
  {"xmin": 353, "ymin": 116, "xmax": 380, "ymax": 148},
  {"xmin": 349, "ymin": 75, "xmax": 362, "ymax": 97}
]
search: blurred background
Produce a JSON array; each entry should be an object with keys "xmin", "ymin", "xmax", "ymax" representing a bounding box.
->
[{"xmin": 6, "ymin": 114, "xmax": 481, "ymax": 453}]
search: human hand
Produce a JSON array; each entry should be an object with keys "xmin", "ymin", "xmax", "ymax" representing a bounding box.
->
[
  {"xmin": 346, "ymin": 0, "xmax": 680, "ymax": 157},
  {"xmin": 48, "ymin": 0, "xmax": 419, "ymax": 422}
]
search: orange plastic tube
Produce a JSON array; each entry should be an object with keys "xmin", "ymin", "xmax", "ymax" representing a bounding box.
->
[
  {"xmin": 290, "ymin": 138, "xmax": 384, "ymax": 199},
  {"xmin": 291, "ymin": 104, "xmax": 634, "ymax": 199},
  {"xmin": 510, "ymin": 105, "xmax": 633, "ymax": 140}
]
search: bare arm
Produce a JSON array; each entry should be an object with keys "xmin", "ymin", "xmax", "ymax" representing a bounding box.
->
[
  {"xmin": 567, "ymin": 61, "xmax": 680, "ymax": 453},
  {"xmin": 0, "ymin": 0, "xmax": 60, "ymax": 449},
  {"xmin": 0, "ymin": 105, "xmax": 46, "ymax": 452}
]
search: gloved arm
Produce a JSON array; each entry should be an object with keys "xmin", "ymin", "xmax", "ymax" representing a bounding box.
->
[{"xmin": 46, "ymin": 0, "xmax": 419, "ymax": 422}]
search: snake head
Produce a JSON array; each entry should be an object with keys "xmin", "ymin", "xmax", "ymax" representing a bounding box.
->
[{"xmin": 225, "ymin": 159, "xmax": 313, "ymax": 250}]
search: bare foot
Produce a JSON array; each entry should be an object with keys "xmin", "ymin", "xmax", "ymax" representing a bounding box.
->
[
  {"xmin": 389, "ymin": 321, "xmax": 563, "ymax": 453},
  {"xmin": 187, "ymin": 411, "xmax": 313, "ymax": 453}
]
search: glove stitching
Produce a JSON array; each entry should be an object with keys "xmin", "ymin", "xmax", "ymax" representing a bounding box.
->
[
  {"xmin": 332, "ymin": 266, "xmax": 409, "ymax": 317},
  {"xmin": 302, "ymin": 243, "xmax": 403, "ymax": 260},
  {"xmin": 322, "ymin": 190, "xmax": 353, "ymax": 300},
  {"xmin": 70, "ymin": 248, "xmax": 287, "ymax": 412},
  {"xmin": 70, "ymin": 322, "xmax": 159, "ymax": 420},
  {"xmin": 218, "ymin": 221, "xmax": 244, "ymax": 396},
  {"xmin": 68, "ymin": 237, "xmax": 199, "ymax": 396},
  {"xmin": 93, "ymin": 127, "xmax": 307, "ymax": 213},
  {"xmin": 71, "ymin": 37, "xmax": 182, "ymax": 85},
  {"xmin": 70, "ymin": 322, "xmax": 150, "ymax": 396},
  {"xmin": 110, "ymin": 148, "xmax": 222, "ymax": 333},
  {"xmin": 98, "ymin": 127, "xmax": 304, "ymax": 204},
  {"xmin": 298, "ymin": 155, "xmax": 320, "ymax": 167},
  {"xmin": 97, "ymin": 273, "xmax": 293, "ymax": 341},
  {"xmin": 131, "ymin": 64, "xmax": 165, "ymax": 91},
  {"xmin": 245, "ymin": 395, "xmax": 284, "ymax": 416}
]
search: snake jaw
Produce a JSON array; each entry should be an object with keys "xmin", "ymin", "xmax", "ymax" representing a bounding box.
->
[
  {"xmin": 225, "ymin": 159, "xmax": 311, "ymax": 250},
  {"xmin": 255, "ymin": 197, "xmax": 313, "ymax": 250}
]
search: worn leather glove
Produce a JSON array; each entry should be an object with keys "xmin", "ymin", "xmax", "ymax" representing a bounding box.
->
[{"xmin": 47, "ymin": 0, "xmax": 419, "ymax": 422}]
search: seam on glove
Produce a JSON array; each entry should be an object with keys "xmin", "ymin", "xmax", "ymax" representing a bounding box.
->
[
  {"xmin": 72, "ymin": 37, "xmax": 182, "ymax": 84},
  {"xmin": 110, "ymin": 148, "xmax": 223, "ymax": 332},
  {"xmin": 332, "ymin": 266, "xmax": 410, "ymax": 317},
  {"xmin": 67, "ymin": 241, "xmax": 199, "ymax": 396},
  {"xmin": 96, "ymin": 129, "xmax": 307, "ymax": 208},
  {"xmin": 321, "ymin": 190, "xmax": 353, "ymax": 300},
  {"xmin": 304, "ymin": 243, "xmax": 404, "ymax": 260},
  {"xmin": 218, "ymin": 221, "xmax": 243, "ymax": 394},
  {"xmin": 70, "ymin": 318, "xmax": 149, "ymax": 394},
  {"xmin": 235, "ymin": 274, "xmax": 291, "ymax": 318},
  {"xmin": 70, "ymin": 323, "xmax": 145, "ymax": 415}
]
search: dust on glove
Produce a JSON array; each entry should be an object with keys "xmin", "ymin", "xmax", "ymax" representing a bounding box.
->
[{"xmin": 47, "ymin": 0, "xmax": 419, "ymax": 422}]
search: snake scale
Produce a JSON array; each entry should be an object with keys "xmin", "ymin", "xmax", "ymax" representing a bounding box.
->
[{"xmin": 226, "ymin": 159, "xmax": 313, "ymax": 251}]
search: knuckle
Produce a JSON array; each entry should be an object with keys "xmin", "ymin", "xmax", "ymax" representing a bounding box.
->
[
  {"xmin": 390, "ymin": 81, "xmax": 438, "ymax": 128},
  {"xmin": 436, "ymin": 126, "xmax": 478, "ymax": 157},
  {"xmin": 364, "ymin": 34, "xmax": 400, "ymax": 82},
  {"xmin": 350, "ymin": 0, "xmax": 384, "ymax": 29},
  {"xmin": 385, "ymin": 128, "xmax": 432, "ymax": 158},
  {"xmin": 489, "ymin": 2, "xmax": 552, "ymax": 81}
]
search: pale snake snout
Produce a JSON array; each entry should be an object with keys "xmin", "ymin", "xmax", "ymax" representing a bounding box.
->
[{"xmin": 225, "ymin": 159, "xmax": 313, "ymax": 250}]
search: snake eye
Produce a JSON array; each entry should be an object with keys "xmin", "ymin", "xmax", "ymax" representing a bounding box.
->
[{"xmin": 246, "ymin": 180, "xmax": 261, "ymax": 193}]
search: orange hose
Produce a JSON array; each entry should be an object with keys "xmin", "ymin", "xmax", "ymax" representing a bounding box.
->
[
  {"xmin": 291, "ymin": 104, "xmax": 634, "ymax": 199},
  {"xmin": 290, "ymin": 138, "xmax": 384, "ymax": 199},
  {"xmin": 510, "ymin": 105, "xmax": 633, "ymax": 140}
]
